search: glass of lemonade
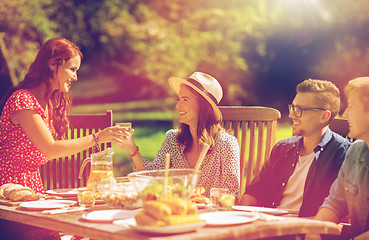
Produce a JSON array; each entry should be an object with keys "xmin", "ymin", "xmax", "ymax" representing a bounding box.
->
[
  {"xmin": 77, "ymin": 187, "xmax": 96, "ymax": 208},
  {"xmin": 210, "ymin": 188, "xmax": 235, "ymax": 210},
  {"xmin": 115, "ymin": 122, "xmax": 132, "ymax": 137}
]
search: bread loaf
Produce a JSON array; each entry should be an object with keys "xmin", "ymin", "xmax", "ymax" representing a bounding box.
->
[
  {"xmin": 0, "ymin": 183, "xmax": 15, "ymax": 198},
  {"xmin": 0, "ymin": 183, "xmax": 40, "ymax": 202},
  {"xmin": 3, "ymin": 184, "xmax": 28, "ymax": 199}
]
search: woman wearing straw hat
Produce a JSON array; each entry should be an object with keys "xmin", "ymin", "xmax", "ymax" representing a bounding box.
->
[{"xmin": 117, "ymin": 72, "xmax": 240, "ymax": 200}]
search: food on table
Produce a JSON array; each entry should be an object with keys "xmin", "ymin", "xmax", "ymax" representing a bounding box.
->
[
  {"xmin": 101, "ymin": 180, "xmax": 142, "ymax": 209},
  {"xmin": 218, "ymin": 193, "xmax": 236, "ymax": 208},
  {"xmin": 163, "ymin": 214, "xmax": 203, "ymax": 226},
  {"xmin": 139, "ymin": 180, "xmax": 193, "ymax": 201},
  {"xmin": 143, "ymin": 200, "xmax": 172, "ymax": 220},
  {"xmin": 190, "ymin": 186, "xmax": 210, "ymax": 205},
  {"xmin": 0, "ymin": 183, "xmax": 42, "ymax": 202},
  {"xmin": 135, "ymin": 198, "xmax": 202, "ymax": 226},
  {"xmin": 86, "ymin": 170, "xmax": 115, "ymax": 189},
  {"xmin": 0, "ymin": 183, "xmax": 15, "ymax": 197},
  {"xmin": 77, "ymin": 187, "xmax": 95, "ymax": 207},
  {"xmin": 104, "ymin": 191, "xmax": 141, "ymax": 209},
  {"xmin": 135, "ymin": 211, "xmax": 165, "ymax": 226},
  {"xmin": 158, "ymin": 197, "xmax": 188, "ymax": 215},
  {"xmin": 128, "ymin": 169, "xmax": 200, "ymax": 203}
]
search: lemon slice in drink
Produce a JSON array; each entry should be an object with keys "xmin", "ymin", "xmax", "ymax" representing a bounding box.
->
[{"xmin": 218, "ymin": 194, "xmax": 235, "ymax": 208}]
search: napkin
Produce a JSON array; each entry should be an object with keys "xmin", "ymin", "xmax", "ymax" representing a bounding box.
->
[{"xmin": 42, "ymin": 206, "xmax": 86, "ymax": 215}]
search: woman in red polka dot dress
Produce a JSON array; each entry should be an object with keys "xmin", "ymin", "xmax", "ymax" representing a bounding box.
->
[{"xmin": 0, "ymin": 38, "xmax": 124, "ymax": 194}]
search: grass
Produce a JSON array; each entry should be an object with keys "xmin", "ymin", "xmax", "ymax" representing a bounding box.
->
[
  {"xmin": 71, "ymin": 99, "xmax": 292, "ymax": 177},
  {"xmin": 112, "ymin": 121, "xmax": 293, "ymax": 177}
]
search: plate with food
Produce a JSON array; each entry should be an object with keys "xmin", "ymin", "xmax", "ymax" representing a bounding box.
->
[
  {"xmin": 46, "ymin": 188, "xmax": 78, "ymax": 197},
  {"xmin": 232, "ymin": 205, "xmax": 289, "ymax": 215},
  {"xmin": 199, "ymin": 211, "xmax": 259, "ymax": 226},
  {"xmin": 191, "ymin": 186, "xmax": 210, "ymax": 209},
  {"xmin": 194, "ymin": 203, "xmax": 208, "ymax": 209},
  {"xmin": 81, "ymin": 209, "xmax": 139, "ymax": 222},
  {"xmin": 114, "ymin": 218, "xmax": 207, "ymax": 234},
  {"xmin": 19, "ymin": 200, "xmax": 77, "ymax": 210}
]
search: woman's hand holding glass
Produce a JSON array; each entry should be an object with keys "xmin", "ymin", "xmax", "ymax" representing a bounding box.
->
[
  {"xmin": 114, "ymin": 128, "xmax": 137, "ymax": 155},
  {"xmin": 96, "ymin": 126, "xmax": 126, "ymax": 144}
]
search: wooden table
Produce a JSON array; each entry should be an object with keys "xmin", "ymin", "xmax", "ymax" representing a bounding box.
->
[{"xmin": 0, "ymin": 203, "xmax": 341, "ymax": 240}]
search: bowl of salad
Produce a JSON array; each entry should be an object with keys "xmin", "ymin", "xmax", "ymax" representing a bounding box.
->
[
  {"xmin": 127, "ymin": 169, "xmax": 200, "ymax": 202},
  {"xmin": 100, "ymin": 177, "xmax": 142, "ymax": 209}
]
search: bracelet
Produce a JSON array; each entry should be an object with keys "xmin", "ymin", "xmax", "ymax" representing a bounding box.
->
[
  {"xmin": 128, "ymin": 146, "xmax": 139, "ymax": 160},
  {"xmin": 92, "ymin": 133, "xmax": 100, "ymax": 153}
]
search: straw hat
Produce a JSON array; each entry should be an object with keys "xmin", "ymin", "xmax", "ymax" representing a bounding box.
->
[{"xmin": 168, "ymin": 72, "xmax": 223, "ymax": 121}]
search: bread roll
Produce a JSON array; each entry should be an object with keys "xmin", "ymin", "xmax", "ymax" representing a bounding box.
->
[
  {"xmin": 136, "ymin": 199, "xmax": 202, "ymax": 227},
  {"xmin": 158, "ymin": 197, "xmax": 188, "ymax": 215},
  {"xmin": 186, "ymin": 201, "xmax": 198, "ymax": 215},
  {"xmin": 163, "ymin": 214, "xmax": 202, "ymax": 225},
  {"xmin": 135, "ymin": 212, "xmax": 165, "ymax": 226},
  {"xmin": 192, "ymin": 186, "xmax": 205, "ymax": 196},
  {"xmin": 191, "ymin": 196, "xmax": 210, "ymax": 204},
  {"xmin": 143, "ymin": 200, "xmax": 172, "ymax": 220}
]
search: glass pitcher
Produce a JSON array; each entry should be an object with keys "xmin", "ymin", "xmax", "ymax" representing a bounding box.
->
[{"xmin": 78, "ymin": 148, "xmax": 116, "ymax": 189}]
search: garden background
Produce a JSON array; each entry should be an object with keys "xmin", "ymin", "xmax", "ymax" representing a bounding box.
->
[{"xmin": 1, "ymin": 0, "xmax": 369, "ymax": 176}]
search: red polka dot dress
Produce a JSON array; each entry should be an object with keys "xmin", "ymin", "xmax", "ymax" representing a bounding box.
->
[{"xmin": 0, "ymin": 89, "xmax": 52, "ymax": 193}]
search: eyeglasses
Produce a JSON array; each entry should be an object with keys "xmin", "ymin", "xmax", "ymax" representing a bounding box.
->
[{"xmin": 288, "ymin": 104, "xmax": 326, "ymax": 118}]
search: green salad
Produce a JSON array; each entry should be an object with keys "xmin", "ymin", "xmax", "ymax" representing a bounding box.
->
[{"xmin": 140, "ymin": 178, "xmax": 193, "ymax": 201}]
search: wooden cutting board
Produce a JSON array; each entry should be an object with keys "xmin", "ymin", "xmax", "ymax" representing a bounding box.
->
[{"xmin": 0, "ymin": 198, "xmax": 23, "ymax": 206}]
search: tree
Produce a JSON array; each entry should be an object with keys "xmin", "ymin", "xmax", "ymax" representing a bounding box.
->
[{"xmin": 0, "ymin": 0, "xmax": 58, "ymax": 84}]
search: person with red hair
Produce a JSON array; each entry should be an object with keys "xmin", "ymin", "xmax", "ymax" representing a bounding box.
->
[{"xmin": 0, "ymin": 38, "xmax": 123, "ymax": 194}]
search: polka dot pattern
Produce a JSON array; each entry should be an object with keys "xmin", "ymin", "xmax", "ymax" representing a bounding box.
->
[
  {"xmin": 140, "ymin": 129, "xmax": 241, "ymax": 200},
  {"xmin": 0, "ymin": 89, "xmax": 52, "ymax": 193}
]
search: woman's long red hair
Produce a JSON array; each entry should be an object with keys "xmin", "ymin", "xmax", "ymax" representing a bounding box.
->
[{"xmin": 4, "ymin": 38, "xmax": 82, "ymax": 139}]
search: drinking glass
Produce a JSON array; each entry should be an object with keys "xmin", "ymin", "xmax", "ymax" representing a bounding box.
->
[
  {"xmin": 77, "ymin": 187, "xmax": 96, "ymax": 208},
  {"xmin": 115, "ymin": 122, "xmax": 132, "ymax": 137},
  {"xmin": 210, "ymin": 188, "xmax": 235, "ymax": 210}
]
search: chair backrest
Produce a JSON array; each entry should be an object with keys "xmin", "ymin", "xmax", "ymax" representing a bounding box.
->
[
  {"xmin": 40, "ymin": 110, "xmax": 113, "ymax": 190},
  {"xmin": 329, "ymin": 118, "xmax": 354, "ymax": 142},
  {"xmin": 219, "ymin": 106, "xmax": 281, "ymax": 196}
]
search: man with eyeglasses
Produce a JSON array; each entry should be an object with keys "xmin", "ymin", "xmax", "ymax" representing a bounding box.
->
[
  {"xmin": 239, "ymin": 79, "xmax": 351, "ymax": 218},
  {"xmin": 312, "ymin": 77, "xmax": 369, "ymax": 240}
]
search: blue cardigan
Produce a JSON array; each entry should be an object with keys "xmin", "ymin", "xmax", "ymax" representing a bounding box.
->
[{"xmin": 245, "ymin": 128, "xmax": 351, "ymax": 217}]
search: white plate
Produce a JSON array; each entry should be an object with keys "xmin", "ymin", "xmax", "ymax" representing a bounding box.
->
[
  {"xmin": 113, "ymin": 218, "xmax": 207, "ymax": 234},
  {"xmin": 199, "ymin": 211, "xmax": 258, "ymax": 226},
  {"xmin": 81, "ymin": 209, "xmax": 139, "ymax": 222},
  {"xmin": 232, "ymin": 206, "xmax": 289, "ymax": 215},
  {"xmin": 46, "ymin": 188, "xmax": 78, "ymax": 197},
  {"xmin": 20, "ymin": 200, "xmax": 77, "ymax": 210}
]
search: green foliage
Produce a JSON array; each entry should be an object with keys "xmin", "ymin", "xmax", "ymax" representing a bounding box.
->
[
  {"xmin": 2, "ymin": 0, "xmax": 369, "ymax": 108},
  {"xmin": 0, "ymin": 0, "xmax": 58, "ymax": 81}
]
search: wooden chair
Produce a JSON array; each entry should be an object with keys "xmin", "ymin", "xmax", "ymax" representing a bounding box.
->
[
  {"xmin": 40, "ymin": 110, "xmax": 113, "ymax": 190},
  {"xmin": 329, "ymin": 118, "xmax": 354, "ymax": 142},
  {"xmin": 219, "ymin": 106, "xmax": 281, "ymax": 196}
]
